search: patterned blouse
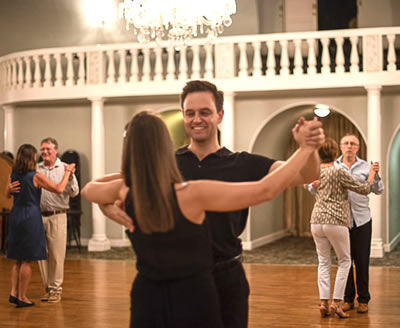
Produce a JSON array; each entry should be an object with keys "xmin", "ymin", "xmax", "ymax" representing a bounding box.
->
[{"xmin": 310, "ymin": 166, "xmax": 372, "ymax": 227}]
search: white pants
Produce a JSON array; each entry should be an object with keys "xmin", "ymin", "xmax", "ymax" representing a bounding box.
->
[{"xmin": 311, "ymin": 224, "xmax": 351, "ymax": 300}]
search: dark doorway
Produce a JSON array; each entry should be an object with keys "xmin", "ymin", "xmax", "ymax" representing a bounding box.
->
[
  {"xmin": 318, "ymin": 0, "xmax": 358, "ymax": 31},
  {"xmin": 317, "ymin": 0, "xmax": 358, "ymax": 72}
]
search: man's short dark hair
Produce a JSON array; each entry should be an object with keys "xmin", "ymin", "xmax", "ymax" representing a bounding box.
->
[
  {"xmin": 41, "ymin": 137, "xmax": 58, "ymax": 149},
  {"xmin": 180, "ymin": 80, "xmax": 224, "ymax": 113}
]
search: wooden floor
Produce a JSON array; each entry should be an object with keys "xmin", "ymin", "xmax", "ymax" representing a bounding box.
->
[{"xmin": 1, "ymin": 257, "xmax": 399, "ymax": 328}]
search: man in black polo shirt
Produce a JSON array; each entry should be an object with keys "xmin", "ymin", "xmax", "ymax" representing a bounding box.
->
[
  {"xmin": 177, "ymin": 80, "xmax": 324, "ymax": 328},
  {"xmin": 99, "ymin": 80, "xmax": 324, "ymax": 328}
]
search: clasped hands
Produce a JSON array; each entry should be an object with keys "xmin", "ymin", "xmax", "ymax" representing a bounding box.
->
[
  {"xmin": 65, "ymin": 163, "xmax": 76, "ymax": 173},
  {"xmin": 292, "ymin": 116, "xmax": 325, "ymax": 151}
]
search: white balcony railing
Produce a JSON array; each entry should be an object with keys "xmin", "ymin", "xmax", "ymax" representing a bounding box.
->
[{"xmin": 0, "ymin": 26, "xmax": 399, "ymax": 104}]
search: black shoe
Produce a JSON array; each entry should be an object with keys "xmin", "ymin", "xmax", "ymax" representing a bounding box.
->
[
  {"xmin": 16, "ymin": 299, "xmax": 35, "ymax": 308},
  {"xmin": 9, "ymin": 295, "xmax": 18, "ymax": 304}
]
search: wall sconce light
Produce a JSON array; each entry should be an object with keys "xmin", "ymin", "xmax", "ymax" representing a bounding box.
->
[{"xmin": 314, "ymin": 104, "xmax": 331, "ymax": 117}]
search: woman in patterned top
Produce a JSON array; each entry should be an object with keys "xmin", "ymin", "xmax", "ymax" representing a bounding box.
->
[{"xmin": 309, "ymin": 138, "xmax": 377, "ymax": 319}]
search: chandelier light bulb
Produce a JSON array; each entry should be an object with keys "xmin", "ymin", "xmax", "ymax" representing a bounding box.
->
[
  {"xmin": 119, "ymin": 0, "xmax": 236, "ymax": 47},
  {"xmin": 223, "ymin": 17, "xmax": 233, "ymax": 27}
]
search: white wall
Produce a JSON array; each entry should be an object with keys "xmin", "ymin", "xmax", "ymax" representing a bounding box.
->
[
  {"xmin": 358, "ymin": 0, "xmax": 394, "ymax": 28},
  {"xmin": 392, "ymin": 0, "xmax": 400, "ymax": 26},
  {"xmin": 257, "ymin": 0, "xmax": 284, "ymax": 34},
  {"xmin": 0, "ymin": 107, "xmax": 4, "ymax": 151},
  {"xmin": 284, "ymin": 0, "xmax": 317, "ymax": 32}
]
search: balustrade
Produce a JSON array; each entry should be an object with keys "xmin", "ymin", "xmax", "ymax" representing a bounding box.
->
[{"xmin": 0, "ymin": 27, "xmax": 399, "ymax": 103}]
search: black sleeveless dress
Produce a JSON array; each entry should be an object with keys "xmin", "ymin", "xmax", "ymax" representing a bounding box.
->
[
  {"xmin": 125, "ymin": 187, "xmax": 223, "ymax": 328},
  {"xmin": 7, "ymin": 171, "xmax": 47, "ymax": 261}
]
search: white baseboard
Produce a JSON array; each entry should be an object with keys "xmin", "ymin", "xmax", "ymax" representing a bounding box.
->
[
  {"xmin": 74, "ymin": 238, "xmax": 130, "ymax": 248},
  {"xmin": 110, "ymin": 239, "xmax": 131, "ymax": 247},
  {"xmin": 383, "ymin": 232, "xmax": 400, "ymax": 252},
  {"xmin": 242, "ymin": 230, "xmax": 289, "ymax": 251}
]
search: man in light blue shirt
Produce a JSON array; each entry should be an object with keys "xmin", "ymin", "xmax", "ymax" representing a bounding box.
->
[
  {"xmin": 336, "ymin": 134, "xmax": 384, "ymax": 313},
  {"xmin": 308, "ymin": 133, "xmax": 384, "ymax": 314}
]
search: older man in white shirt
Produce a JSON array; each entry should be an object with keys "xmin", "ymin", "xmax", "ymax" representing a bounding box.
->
[{"xmin": 38, "ymin": 137, "xmax": 79, "ymax": 304}]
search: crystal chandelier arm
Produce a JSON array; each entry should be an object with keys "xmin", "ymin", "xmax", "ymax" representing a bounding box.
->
[{"xmin": 119, "ymin": 0, "xmax": 236, "ymax": 47}]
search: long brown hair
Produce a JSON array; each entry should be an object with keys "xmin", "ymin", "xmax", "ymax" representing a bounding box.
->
[
  {"xmin": 13, "ymin": 144, "xmax": 37, "ymax": 174},
  {"xmin": 122, "ymin": 111, "xmax": 183, "ymax": 233}
]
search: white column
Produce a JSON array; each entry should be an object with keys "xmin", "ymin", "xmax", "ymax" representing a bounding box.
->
[
  {"xmin": 220, "ymin": 92, "xmax": 235, "ymax": 151},
  {"xmin": 365, "ymin": 85, "xmax": 384, "ymax": 258},
  {"xmin": 3, "ymin": 104, "xmax": 15, "ymax": 153},
  {"xmin": 88, "ymin": 97, "xmax": 111, "ymax": 252}
]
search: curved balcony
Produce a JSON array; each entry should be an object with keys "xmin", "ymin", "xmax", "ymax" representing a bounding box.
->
[{"xmin": 1, "ymin": 26, "xmax": 399, "ymax": 105}]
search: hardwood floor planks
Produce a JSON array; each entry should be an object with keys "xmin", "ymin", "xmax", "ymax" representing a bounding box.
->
[{"xmin": 1, "ymin": 258, "xmax": 399, "ymax": 327}]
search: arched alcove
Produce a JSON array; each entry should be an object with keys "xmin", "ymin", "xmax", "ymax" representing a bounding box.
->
[
  {"xmin": 249, "ymin": 105, "xmax": 314, "ymax": 243},
  {"xmin": 388, "ymin": 128, "xmax": 400, "ymax": 245},
  {"xmin": 159, "ymin": 109, "xmax": 189, "ymax": 149}
]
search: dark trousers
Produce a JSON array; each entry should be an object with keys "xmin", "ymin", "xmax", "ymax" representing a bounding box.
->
[
  {"xmin": 344, "ymin": 220, "xmax": 372, "ymax": 304},
  {"xmin": 213, "ymin": 261, "xmax": 249, "ymax": 328},
  {"xmin": 130, "ymin": 271, "xmax": 223, "ymax": 328}
]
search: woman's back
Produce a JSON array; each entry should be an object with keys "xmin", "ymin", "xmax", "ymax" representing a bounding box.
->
[
  {"xmin": 311, "ymin": 166, "xmax": 371, "ymax": 227},
  {"xmin": 8, "ymin": 171, "xmax": 46, "ymax": 262},
  {"xmin": 125, "ymin": 186, "xmax": 212, "ymax": 280},
  {"xmin": 11, "ymin": 171, "xmax": 41, "ymax": 210}
]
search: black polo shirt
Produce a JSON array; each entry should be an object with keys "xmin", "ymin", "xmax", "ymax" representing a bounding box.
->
[{"xmin": 176, "ymin": 146, "xmax": 276, "ymax": 262}]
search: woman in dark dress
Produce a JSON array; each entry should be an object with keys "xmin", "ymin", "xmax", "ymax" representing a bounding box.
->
[
  {"xmin": 81, "ymin": 111, "xmax": 321, "ymax": 327},
  {"xmin": 6, "ymin": 144, "xmax": 74, "ymax": 308}
]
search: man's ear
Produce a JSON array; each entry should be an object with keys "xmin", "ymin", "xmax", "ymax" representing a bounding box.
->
[{"xmin": 218, "ymin": 109, "xmax": 224, "ymax": 124}]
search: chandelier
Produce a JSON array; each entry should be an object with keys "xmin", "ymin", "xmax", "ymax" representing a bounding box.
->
[{"xmin": 119, "ymin": 0, "xmax": 236, "ymax": 47}]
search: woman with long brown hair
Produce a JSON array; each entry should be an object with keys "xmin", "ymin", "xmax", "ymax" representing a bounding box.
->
[
  {"xmin": 82, "ymin": 111, "xmax": 322, "ymax": 327},
  {"xmin": 6, "ymin": 144, "xmax": 74, "ymax": 307}
]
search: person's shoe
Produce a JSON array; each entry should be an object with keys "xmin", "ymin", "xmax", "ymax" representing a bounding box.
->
[
  {"xmin": 9, "ymin": 295, "xmax": 18, "ymax": 304},
  {"xmin": 40, "ymin": 293, "xmax": 50, "ymax": 302},
  {"xmin": 16, "ymin": 299, "xmax": 35, "ymax": 308},
  {"xmin": 342, "ymin": 302, "xmax": 354, "ymax": 312},
  {"xmin": 48, "ymin": 293, "xmax": 62, "ymax": 304},
  {"xmin": 357, "ymin": 303, "xmax": 368, "ymax": 313},
  {"xmin": 329, "ymin": 302, "xmax": 350, "ymax": 319},
  {"xmin": 319, "ymin": 303, "xmax": 330, "ymax": 318}
]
